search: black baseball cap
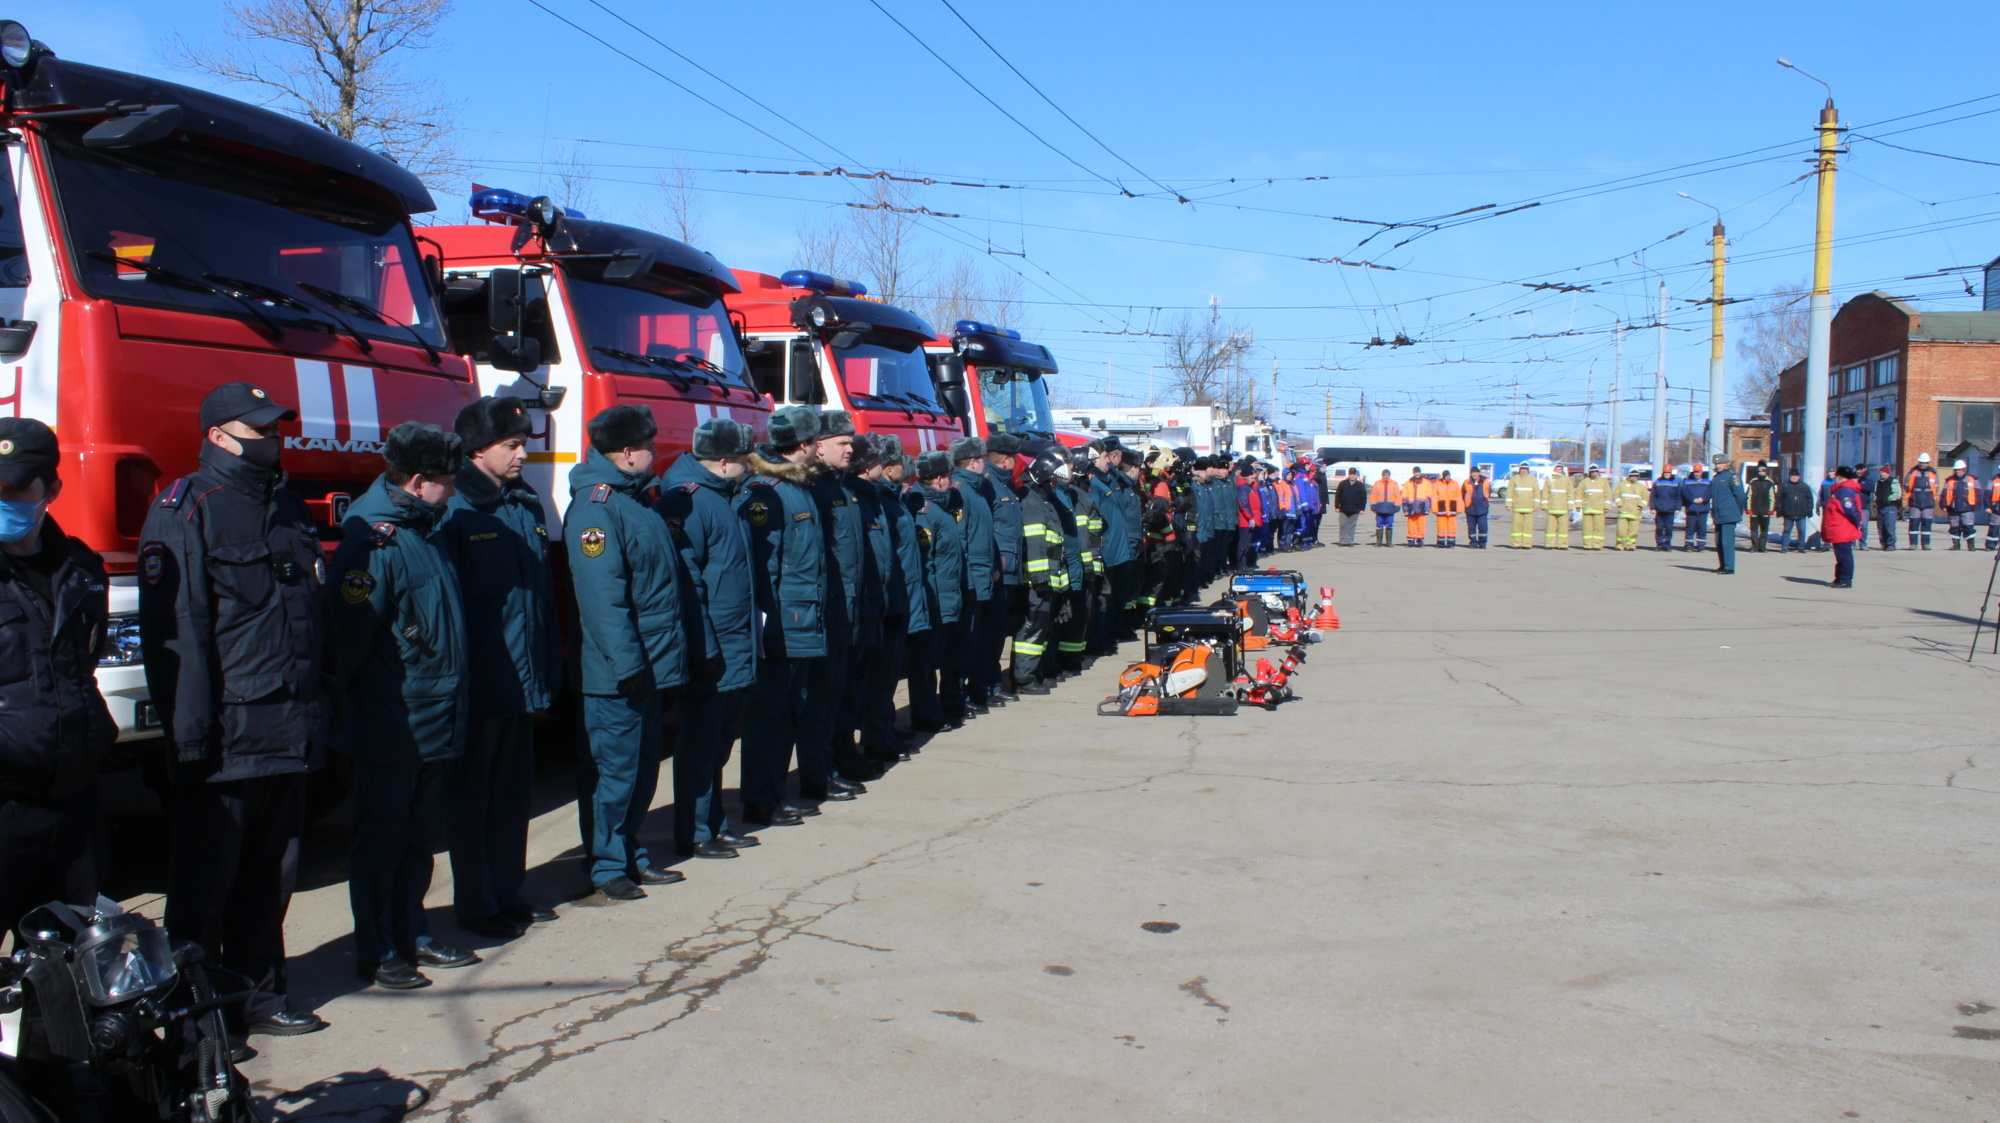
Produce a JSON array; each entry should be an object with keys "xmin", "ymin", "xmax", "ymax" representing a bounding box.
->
[
  {"xmin": 200, "ymin": 381, "xmax": 297, "ymax": 431},
  {"xmin": 0, "ymin": 417, "xmax": 59, "ymax": 489}
]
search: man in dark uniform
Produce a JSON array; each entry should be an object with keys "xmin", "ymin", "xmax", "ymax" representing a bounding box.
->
[
  {"xmin": 0, "ymin": 419, "xmax": 114, "ymax": 948},
  {"xmin": 981, "ymin": 433, "xmax": 1025, "ymax": 703},
  {"xmin": 950, "ymin": 437, "xmax": 998, "ymax": 712},
  {"xmin": 738, "ymin": 407, "xmax": 824, "ymax": 826},
  {"xmin": 439, "ymin": 397, "xmax": 560, "ymax": 938},
  {"xmin": 1649, "ymin": 467, "xmax": 1681, "ymax": 552},
  {"xmin": 1088, "ymin": 439, "xmax": 1138, "ymax": 647},
  {"xmin": 877, "ymin": 443, "xmax": 930, "ymax": 745},
  {"xmin": 845, "ymin": 435, "xmax": 909, "ymax": 766},
  {"xmin": 1067, "ymin": 447, "xmax": 1106, "ymax": 659},
  {"xmin": 563, "ymin": 406, "xmax": 688, "ymax": 901},
  {"xmin": 659, "ymin": 418, "xmax": 761, "ymax": 860},
  {"xmin": 1013, "ymin": 450, "xmax": 1071, "ymax": 695},
  {"xmin": 1680, "ymin": 464, "xmax": 1712, "ymax": 552},
  {"xmin": 801, "ymin": 411, "xmax": 867, "ymax": 800},
  {"xmin": 905, "ymin": 453, "xmax": 965, "ymax": 730},
  {"xmin": 139, "ymin": 383, "xmax": 328, "ymax": 1035},
  {"xmin": 1049, "ymin": 454, "xmax": 1090, "ymax": 674},
  {"xmin": 325, "ymin": 423, "xmax": 478, "ymax": 990}
]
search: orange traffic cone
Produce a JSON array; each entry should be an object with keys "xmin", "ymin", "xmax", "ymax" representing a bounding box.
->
[{"xmin": 1312, "ymin": 586, "xmax": 1341, "ymax": 630}]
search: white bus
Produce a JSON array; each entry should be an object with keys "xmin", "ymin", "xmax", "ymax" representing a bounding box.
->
[{"xmin": 1310, "ymin": 435, "xmax": 1552, "ymax": 483}]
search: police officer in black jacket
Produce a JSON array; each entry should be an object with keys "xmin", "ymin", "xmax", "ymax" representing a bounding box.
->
[
  {"xmin": 138, "ymin": 383, "xmax": 329, "ymax": 1038},
  {"xmin": 0, "ymin": 418, "xmax": 114, "ymax": 946}
]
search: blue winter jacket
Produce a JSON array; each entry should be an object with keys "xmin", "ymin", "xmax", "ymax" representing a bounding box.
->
[
  {"xmin": 952, "ymin": 465, "xmax": 998, "ymax": 601},
  {"xmin": 909, "ymin": 482, "xmax": 967, "ymax": 626},
  {"xmin": 564, "ymin": 448, "xmax": 688, "ymax": 697},
  {"xmin": 440, "ymin": 468, "xmax": 558, "ymax": 718},
  {"xmin": 659, "ymin": 452, "xmax": 758, "ymax": 695},
  {"xmin": 1091, "ymin": 470, "xmax": 1140, "ymax": 566},
  {"xmin": 739, "ymin": 448, "xmax": 826, "ymax": 660},
  {"xmin": 1681, "ymin": 475, "xmax": 1713, "ymax": 514}
]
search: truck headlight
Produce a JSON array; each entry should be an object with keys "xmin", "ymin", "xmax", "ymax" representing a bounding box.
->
[{"xmin": 100, "ymin": 614, "xmax": 143, "ymax": 667}]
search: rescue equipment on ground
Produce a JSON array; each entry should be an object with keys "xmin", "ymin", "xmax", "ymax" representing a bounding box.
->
[{"xmin": 1099, "ymin": 599, "xmax": 1313, "ymax": 716}]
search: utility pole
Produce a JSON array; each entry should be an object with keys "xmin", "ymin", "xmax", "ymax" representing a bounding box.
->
[
  {"xmin": 1782, "ymin": 58, "xmax": 1840, "ymax": 534},
  {"xmin": 1146, "ymin": 365, "xmax": 1155, "ymax": 405},
  {"xmin": 1652, "ymin": 281, "xmax": 1668, "ymax": 474},
  {"xmin": 1680, "ymin": 191, "xmax": 1728, "ymax": 462},
  {"xmin": 1105, "ymin": 357, "xmax": 1113, "ymax": 404},
  {"xmin": 1583, "ymin": 368, "xmax": 1594, "ymax": 467},
  {"xmin": 1608, "ymin": 319, "xmax": 1624, "ymax": 478},
  {"xmin": 1324, "ymin": 389, "xmax": 1332, "ymax": 435}
]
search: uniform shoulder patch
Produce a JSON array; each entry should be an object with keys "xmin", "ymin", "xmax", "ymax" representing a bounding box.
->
[
  {"xmin": 158, "ymin": 479, "xmax": 190, "ymax": 508},
  {"xmin": 340, "ymin": 569, "xmax": 376, "ymax": 605},
  {"xmin": 140, "ymin": 542, "xmax": 166, "ymax": 585},
  {"xmin": 792, "ymin": 511, "xmax": 813, "ymax": 522},
  {"xmin": 591, "ymin": 483, "xmax": 612, "ymax": 503},
  {"xmin": 579, "ymin": 527, "xmax": 607, "ymax": 558},
  {"xmin": 744, "ymin": 499, "xmax": 771, "ymax": 527},
  {"xmin": 367, "ymin": 522, "xmax": 397, "ymax": 547},
  {"xmin": 679, "ymin": 482, "xmax": 700, "ymax": 493}
]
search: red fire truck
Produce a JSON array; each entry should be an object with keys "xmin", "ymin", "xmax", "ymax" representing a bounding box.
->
[
  {"xmin": 931, "ymin": 319, "xmax": 1086, "ymax": 451},
  {"xmin": 727, "ymin": 270, "xmax": 962, "ymax": 454},
  {"xmin": 427, "ymin": 188, "xmax": 768, "ymax": 522},
  {"xmin": 0, "ymin": 25, "xmax": 476, "ymax": 740}
]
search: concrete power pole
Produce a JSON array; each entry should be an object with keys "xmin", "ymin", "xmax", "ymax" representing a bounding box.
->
[
  {"xmin": 1652, "ymin": 282, "xmax": 1669, "ymax": 474},
  {"xmin": 1680, "ymin": 191, "xmax": 1728, "ymax": 462},
  {"xmin": 1608, "ymin": 319, "xmax": 1624, "ymax": 478},
  {"xmin": 1779, "ymin": 58, "xmax": 1842, "ymax": 535}
]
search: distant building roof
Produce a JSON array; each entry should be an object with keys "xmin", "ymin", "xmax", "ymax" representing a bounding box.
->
[{"xmin": 1911, "ymin": 311, "xmax": 2000, "ymax": 342}]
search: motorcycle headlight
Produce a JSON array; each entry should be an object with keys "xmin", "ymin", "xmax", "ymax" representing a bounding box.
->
[
  {"xmin": 73, "ymin": 914, "xmax": 177, "ymax": 1005},
  {"xmin": 99, "ymin": 613, "xmax": 143, "ymax": 667}
]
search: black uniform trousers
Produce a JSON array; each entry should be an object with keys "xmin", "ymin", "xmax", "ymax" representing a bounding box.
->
[
  {"xmin": 1103, "ymin": 560, "xmax": 1139, "ymax": 640},
  {"xmin": 800, "ymin": 644, "xmax": 850, "ymax": 788},
  {"xmin": 167, "ymin": 767, "xmax": 300, "ymax": 1024},
  {"xmin": 1653, "ymin": 513, "xmax": 1675, "ymax": 550},
  {"xmin": 859, "ymin": 620, "xmax": 907, "ymax": 751},
  {"xmin": 1014, "ymin": 584, "xmax": 1059, "ymax": 682},
  {"xmin": 741, "ymin": 657, "xmax": 814, "ymax": 809},
  {"xmin": 1057, "ymin": 587, "xmax": 1091, "ymax": 672},
  {"xmin": 674, "ymin": 687, "xmax": 745, "ymax": 847},
  {"xmin": 904, "ymin": 625, "xmax": 944, "ymax": 725},
  {"xmin": 976, "ymin": 592, "xmax": 1009, "ymax": 699},
  {"xmin": 348, "ymin": 759, "xmax": 447, "ymax": 964},
  {"xmin": 449, "ymin": 714, "xmax": 535, "ymax": 925},
  {"xmin": 0, "ymin": 784, "xmax": 102, "ymax": 956}
]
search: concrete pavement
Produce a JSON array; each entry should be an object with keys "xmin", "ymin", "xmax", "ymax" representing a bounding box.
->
[{"xmin": 229, "ymin": 538, "xmax": 1997, "ymax": 1121}]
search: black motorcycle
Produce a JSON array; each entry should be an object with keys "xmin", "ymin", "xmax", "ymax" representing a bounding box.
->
[{"xmin": 0, "ymin": 901, "xmax": 255, "ymax": 1122}]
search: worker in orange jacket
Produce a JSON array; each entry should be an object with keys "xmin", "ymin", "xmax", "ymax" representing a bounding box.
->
[
  {"xmin": 1432, "ymin": 469, "xmax": 1463, "ymax": 547},
  {"xmin": 1369, "ymin": 470, "xmax": 1400, "ymax": 547},
  {"xmin": 1402, "ymin": 467, "xmax": 1432, "ymax": 546}
]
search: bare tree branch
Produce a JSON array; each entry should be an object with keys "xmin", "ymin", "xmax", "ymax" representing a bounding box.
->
[
  {"xmin": 546, "ymin": 144, "xmax": 597, "ymax": 219},
  {"xmin": 648, "ymin": 161, "xmax": 703, "ymax": 246},
  {"xmin": 1733, "ymin": 280, "xmax": 1810, "ymax": 413},
  {"xmin": 1159, "ymin": 307, "xmax": 1252, "ymax": 409},
  {"xmin": 173, "ymin": 0, "xmax": 465, "ymax": 192}
]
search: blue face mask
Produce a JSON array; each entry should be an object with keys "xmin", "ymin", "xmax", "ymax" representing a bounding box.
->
[{"xmin": 0, "ymin": 498, "xmax": 41, "ymax": 544}]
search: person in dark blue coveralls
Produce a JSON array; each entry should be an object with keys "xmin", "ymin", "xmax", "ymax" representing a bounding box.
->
[
  {"xmin": 1649, "ymin": 467, "xmax": 1682, "ymax": 552},
  {"xmin": 658, "ymin": 418, "xmax": 763, "ymax": 860},
  {"xmin": 438, "ymin": 397, "xmax": 560, "ymax": 939},
  {"xmin": 737, "ymin": 406, "xmax": 826, "ymax": 827},
  {"xmin": 1680, "ymin": 465, "xmax": 1712, "ymax": 551},
  {"xmin": 905, "ymin": 451, "xmax": 967, "ymax": 730},
  {"xmin": 801, "ymin": 411, "xmax": 869, "ymax": 801},
  {"xmin": 877, "ymin": 441, "xmax": 931, "ymax": 744},
  {"xmin": 325, "ymin": 422, "xmax": 479, "ymax": 991},
  {"xmin": 564, "ymin": 405, "xmax": 688, "ymax": 902}
]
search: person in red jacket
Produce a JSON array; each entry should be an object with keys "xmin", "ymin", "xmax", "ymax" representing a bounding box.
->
[{"xmin": 1822, "ymin": 465, "xmax": 1866, "ymax": 589}]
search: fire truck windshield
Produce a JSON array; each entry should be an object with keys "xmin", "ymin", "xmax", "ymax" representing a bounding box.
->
[
  {"xmin": 978, "ymin": 366, "xmax": 1056, "ymax": 437},
  {"xmin": 563, "ymin": 268, "xmax": 749, "ymax": 389},
  {"xmin": 830, "ymin": 330, "xmax": 940, "ymax": 410},
  {"xmin": 45, "ymin": 124, "xmax": 446, "ymax": 349}
]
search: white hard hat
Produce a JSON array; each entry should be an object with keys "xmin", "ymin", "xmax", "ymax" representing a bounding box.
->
[
  {"xmin": 1918, "ymin": 452, "xmax": 1931, "ymax": 463},
  {"xmin": 1954, "ymin": 459, "xmax": 1968, "ymax": 470}
]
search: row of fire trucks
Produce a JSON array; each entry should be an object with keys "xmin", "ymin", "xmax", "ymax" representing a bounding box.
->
[{"xmin": 0, "ymin": 27, "xmax": 1077, "ymax": 743}]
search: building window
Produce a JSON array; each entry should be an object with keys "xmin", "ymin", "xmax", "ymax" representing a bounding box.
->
[
  {"xmin": 1741, "ymin": 436, "xmax": 1763, "ymax": 451},
  {"xmin": 1844, "ymin": 366, "xmax": 1868, "ymax": 393},
  {"xmin": 1874, "ymin": 355, "xmax": 1899, "ymax": 385},
  {"xmin": 1940, "ymin": 402, "xmax": 1998, "ymax": 449}
]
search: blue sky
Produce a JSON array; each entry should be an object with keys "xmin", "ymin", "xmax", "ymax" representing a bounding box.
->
[{"xmin": 22, "ymin": 0, "xmax": 2000, "ymax": 441}]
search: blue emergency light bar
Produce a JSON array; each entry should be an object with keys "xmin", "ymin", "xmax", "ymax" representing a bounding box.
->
[
  {"xmin": 955, "ymin": 320, "xmax": 1021, "ymax": 340},
  {"xmin": 470, "ymin": 186, "xmax": 586, "ymax": 224},
  {"xmin": 781, "ymin": 269, "xmax": 867, "ymax": 297}
]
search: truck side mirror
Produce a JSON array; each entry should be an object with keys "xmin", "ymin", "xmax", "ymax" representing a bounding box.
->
[
  {"xmin": 487, "ymin": 268, "xmax": 526, "ymax": 336},
  {"xmin": 933, "ymin": 354, "xmax": 970, "ymax": 420},
  {"xmin": 489, "ymin": 332, "xmax": 541, "ymax": 373},
  {"xmin": 787, "ymin": 340, "xmax": 823, "ymax": 405}
]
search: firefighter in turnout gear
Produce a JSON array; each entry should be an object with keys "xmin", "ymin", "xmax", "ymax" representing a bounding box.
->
[
  {"xmin": 1508, "ymin": 465, "xmax": 1537, "ymax": 547},
  {"xmin": 1539, "ymin": 465, "xmax": 1575, "ymax": 548},
  {"xmin": 1068, "ymin": 448, "xmax": 1109, "ymax": 655},
  {"xmin": 1012, "ymin": 450, "xmax": 1071, "ymax": 695},
  {"xmin": 1613, "ymin": 469, "xmax": 1647, "ymax": 550},
  {"xmin": 1576, "ymin": 465, "xmax": 1613, "ymax": 549}
]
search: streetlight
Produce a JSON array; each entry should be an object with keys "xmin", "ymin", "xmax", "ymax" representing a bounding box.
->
[
  {"xmin": 1777, "ymin": 56, "xmax": 1841, "ymax": 534},
  {"xmin": 1678, "ymin": 192, "xmax": 1728, "ymax": 465}
]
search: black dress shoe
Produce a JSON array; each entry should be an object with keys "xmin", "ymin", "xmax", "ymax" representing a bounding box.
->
[
  {"xmin": 715, "ymin": 831, "xmax": 760, "ymax": 848},
  {"xmin": 965, "ymin": 702, "xmax": 989, "ymax": 716},
  {"xmin": 865, "ymin": 743, "xmax": 912, "ymax": 762},
  {"xmin": 359, "ymin": 957, "xmax": 431, "ymax": 990},
  {"xmin": 791, "ymin": 801, "xmax": 822, "ymax": 816},
  {"xmin": 456, "ymin": 915, "xmax": 523, "ymax": 941},
  {"xmin": 1016, "ymin": 680, "xmax": 1051, "ymax": 696},
  {"xmin": 743, "ymin": 804, "xmax": 804, "ymax": 827},
  {"xmin": 829, "ymin": 774, "xmax": 868, "ymax": 794},
  {"xmin": 910, "ymin": 717, "xmax": 948, "ymax": 733},
  {"xmin": 678, "ymin": 840, "xmax": 739, "ymax": 859},
  {"xmin": 632, "ymin": 865, "xmax": 686, "ymax": 886},
  {"xmin": 596, "ymin": 876, "xmax": 647, "ymax": 900},
  {"xmin": 800, "ymin": 784, "xmax": 858, "ymax": 802},
  {"xmin": 248, "ymin": 1009, "xmax": 328, "ymax": 1037},
  {"xmin": 502, "ymin": 904, "xmax": 559, "ymax": 925},
  {"xmin": 838, "ymin": 759, "xmax": 885, "ymax": 782},
  {"xmin": 229, "ymin": 1041, "xmax": 259, "ymax": 1065},
  {"xmin": 413, "ymin": 942, "xmax": 480, "ymax": 969}
]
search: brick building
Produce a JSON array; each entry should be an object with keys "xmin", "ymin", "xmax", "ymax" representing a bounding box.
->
[
  {"xmin": 1769, "ymin": 291, "xmax": 2000, "ymax": 476},
  {"xmin": 1722, "ymin": 417, "xmax": 1771, "ymax": 465}
]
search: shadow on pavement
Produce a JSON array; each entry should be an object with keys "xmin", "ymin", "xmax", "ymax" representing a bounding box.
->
[{"xmin": 255, "ymin": 1067, "xmax": 428, "ymax": 1120}]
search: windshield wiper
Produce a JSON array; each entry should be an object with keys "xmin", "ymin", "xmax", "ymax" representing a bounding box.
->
[
  {"xmin": 590, "ymin": 346, "xmax": 692, "ymax": 391},
  {"xmin": 297, "ymin": 282, "xmax": 441, "ymax": 365},
  {"xmin": 86, "ymin": 252, "xmax": 285, "ymax": 342},
  {"xmin": 199, "ymin": 272, "xmax": 368, "ymax": 352}
]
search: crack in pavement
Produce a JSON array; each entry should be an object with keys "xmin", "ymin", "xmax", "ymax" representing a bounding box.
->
[{"xmin": 1176, "ymin": 771, "xmax": 2000, "ymax": 794}]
